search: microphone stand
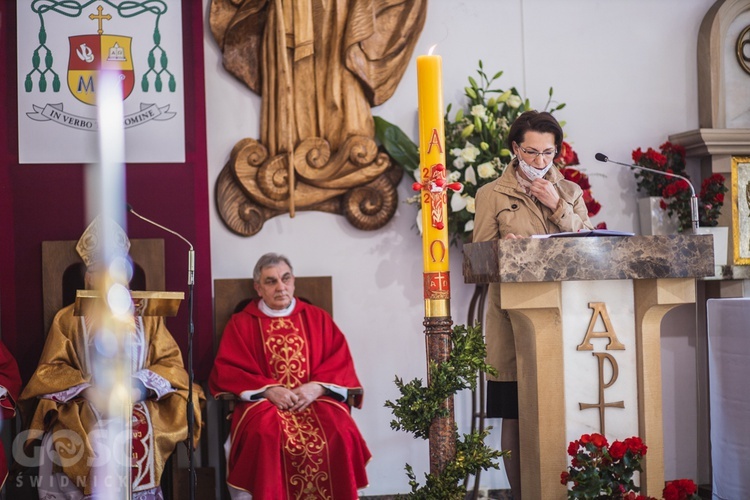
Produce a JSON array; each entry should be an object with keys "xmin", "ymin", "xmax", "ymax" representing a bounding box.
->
[
  {"xmin": 127, "ymin": 205, "xmax": 196, "ymax": 500},
  {"xmin": 596, "ymin": 153, "xmax": 699, "ymax": 234}
]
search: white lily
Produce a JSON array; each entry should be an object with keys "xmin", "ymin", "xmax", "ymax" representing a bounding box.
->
[
  {"xmin": 461, "ymin": 141, "xmax": 480, "ymax": 163},
  {"xmin": 451, "ymin": 192, "xmax": 468, "ymax": 212},
  {"xmin": 477, "ymin": 161, "xmax": 496, "ymax": 179},
  {"xmin": 464, "ymin": 165, "xmax": 477, "ymax": 185},
  {"xmin": 507, "ymin": 95, "xmax": 523, "ymax": 109}
]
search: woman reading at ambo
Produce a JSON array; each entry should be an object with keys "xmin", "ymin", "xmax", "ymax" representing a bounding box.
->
[{"xmin": 472, "ymin": 110, "xmax": 593, "ymax": 499}]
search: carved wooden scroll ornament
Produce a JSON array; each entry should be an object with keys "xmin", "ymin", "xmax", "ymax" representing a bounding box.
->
[{"xmin": 210, "ymin": 0, "xmax": 427, "ymax": 235}]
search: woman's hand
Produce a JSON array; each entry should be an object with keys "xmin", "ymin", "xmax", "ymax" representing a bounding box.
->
[{"xmin": 529, "ymin": 178, "xmax": 560, "ymax": 210}]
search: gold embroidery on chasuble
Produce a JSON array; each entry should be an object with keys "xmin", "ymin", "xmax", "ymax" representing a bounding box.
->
[
  {"xmin": 260, "ymin": 316, "xmax": 334, "ymax": 499},
  {"xmin": 280, "ymin": 409, "xmax": 333, "ymax": 500},
  {"xmin": 262, "ymin": 317, "xmax": 308, "ymax": 388}
]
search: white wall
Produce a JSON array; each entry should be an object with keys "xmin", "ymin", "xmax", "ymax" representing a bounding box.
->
[{"xmin": 202, "ymin": 0, "xmax": 712, "ymax": 493}]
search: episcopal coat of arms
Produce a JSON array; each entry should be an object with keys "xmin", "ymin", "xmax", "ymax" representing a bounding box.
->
[
  {"xmin": 17, "ymin": 1, "xmax": 185, "ymax": 163},
  {"xmin": 68, "ymin": 29, "xmax": 135, "ymax": 105}
]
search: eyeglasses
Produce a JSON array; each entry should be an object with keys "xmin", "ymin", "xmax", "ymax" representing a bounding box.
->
[{"xmin": 516, "ymin": 143, "xmax": 557, "ymax": 160}]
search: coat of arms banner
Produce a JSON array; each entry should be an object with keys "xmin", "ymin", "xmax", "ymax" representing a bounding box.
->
[{"xmin": 17, "ymin": 0, "xmax": 185, "ymax": 164}]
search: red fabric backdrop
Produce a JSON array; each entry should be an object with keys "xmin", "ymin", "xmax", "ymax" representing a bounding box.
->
[{"xmin": 0, "ymin": 1, "xmax": 213, "ymax": 381}]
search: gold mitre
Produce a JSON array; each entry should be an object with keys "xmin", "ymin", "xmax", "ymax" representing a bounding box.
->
[{"xmin": 76, "ymin": 216, "xmax": 131, "ymax": 267}]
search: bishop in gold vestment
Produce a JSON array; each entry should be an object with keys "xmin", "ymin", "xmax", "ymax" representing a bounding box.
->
[{"xmin": 19, "ymin": 217, "xmax": 202, "ymax": 498}]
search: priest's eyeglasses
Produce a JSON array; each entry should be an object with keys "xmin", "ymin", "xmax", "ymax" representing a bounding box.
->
[{"xmin": 517, "ymin": 145, "xmax": 557, "ymax": 159}]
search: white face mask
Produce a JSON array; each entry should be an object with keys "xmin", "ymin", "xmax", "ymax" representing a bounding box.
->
[{"xmin": 517, "ymin": 154, "xmax": 553, "ymax": 181}]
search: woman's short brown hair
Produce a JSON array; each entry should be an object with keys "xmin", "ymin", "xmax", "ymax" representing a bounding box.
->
[{"xmin": 507, "ymin": 110, "xmax": 563, "ymax": 154}]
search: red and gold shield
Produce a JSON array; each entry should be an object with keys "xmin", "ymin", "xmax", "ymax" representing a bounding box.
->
[{"xmin": 68, "ymin": 34, "xmax": 134, "ymax": 105}]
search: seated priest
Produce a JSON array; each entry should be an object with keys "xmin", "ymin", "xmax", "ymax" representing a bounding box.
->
[
  {"xmin": 0, "ymin": 339, "xmax": 22, "ymax": 490},
  {"xmin": 210, "ymin": 253, "xmax": 370, "ymax": 499},
  {"xmin": 19, "ymin": 216, "xmax": 202, "ymax": 499}
]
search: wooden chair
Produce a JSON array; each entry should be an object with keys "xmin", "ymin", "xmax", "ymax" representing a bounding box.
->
[
  {"xmin": 213, "ymin": 276, "xmax": 334, "ymax": 351},
  {"xmin": 34, "ymin": 238, "xmax": 188, "ymax": 500},
  {"xmin": 41, "ymin": 238, "xmax": 165, "ymax": 334},
  {"xmin": 213, "ymin": 276, "xmax": 363, "ymax": 500}
]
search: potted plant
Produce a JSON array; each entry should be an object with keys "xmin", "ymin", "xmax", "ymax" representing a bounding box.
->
[
  {"xmin": 562, "ymin": 433, "xmax": 700, "ymax": 500},
  {"xmin": 631, "ymin": 142, "xmax": 687, "ymax": 235},
  {"xmin": 631, "ymin": 141, "xmax": 728, "ymax": 265},
  {"xmin": 631, "ymin": 141, "xmax": 728, "ymax": 231}
]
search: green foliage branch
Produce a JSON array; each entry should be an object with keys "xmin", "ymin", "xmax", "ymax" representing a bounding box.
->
[{"xmin": 385, "ymin": 324, "xmax": 506, "ymax": 499}]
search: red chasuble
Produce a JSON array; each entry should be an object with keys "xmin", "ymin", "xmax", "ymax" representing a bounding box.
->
[
  {"xmin": 0, "ymin": 340, "xmax": 21, "ymax": 489},
  {"xmin": 209, "ymin": 299, "xmax": 371, "ymax": 499}
]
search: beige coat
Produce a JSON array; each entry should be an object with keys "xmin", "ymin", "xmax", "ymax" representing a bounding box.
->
[{"xmin": 473, "ymin": 161, "xmax": 593, "ymax": 380}]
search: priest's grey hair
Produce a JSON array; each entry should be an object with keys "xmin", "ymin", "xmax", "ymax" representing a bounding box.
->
[{"xmin": 253, "ymin": 253, "xmax": 294, "ymax": 281}]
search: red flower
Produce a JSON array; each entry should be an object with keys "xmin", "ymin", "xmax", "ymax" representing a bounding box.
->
[
  {"xmin": 632, "ymin": 148, "xmax": 643, "ymax": 163},
  {"xmin": 662, "ymin": 180, "xmax": 690, "ymax": 198},
  {"xmin": 562, "ymin": 168, "xmax": 581, "ymax": 183},
  {"xmin": 644, "ymin": 148, "xmax": 668, "ymax": 168},
  {"xmin": 556, "ymin": 141, "xmax": 580, "ymax": 167},
  {"xmin": 663, "ymin": 479, "xmax": 697, "ymax": 500},
  {"xmin": 700, "ymin": 175, "xmax": 726, "ymax": 196},
  {"xmin": 623, "ymin": 493, "xmax": 654, "ymax": 500},
  {"xmin": 590, "ymin": 433, "xmax": 608, "ymax": 448},
  {"xmin": 567, "ymin": 441, "xmax": 579, "ymax": 456},
  {"xmin": 623, "ymin": 436, "xmax": 647, "ymax": 456},
  {"xmin": 586, "ymin": 199, "xmax": 602, "ymax": 217},
  {"xmin": 563, "ymin": 433, "xmax": 657, "ymax": 500},
  {"xmin": 716, "ymin": 193, "xmax": 724, "ymax": 203},
  {"xmin": 594, "ymin": 221, "xmax": 608, "ymax": 230},
  {"xmin": 609, "ymin": 440, "xmax": 627, "ymax": 460},
  {"xmin": 708, "ymin": 173, "xmax": 725, "ymax": 184},
  {"xmin": 560, "ymin": 167, "xmax": 592, "ymax": 191},
  {"xmin": 660, "ymin": 141, "xmax": 686, "ymax": 159},
  {"xmin": 699, "ymin": 174, "xmax": 725, "ymax": 192},
  {"xmin": 659, "ymin": 199, "xmax": 668, "ymax": 210}
]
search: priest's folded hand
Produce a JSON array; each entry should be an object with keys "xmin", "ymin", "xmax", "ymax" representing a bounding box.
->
[
  {"xmin": 263, "ymin": 386, "xmax": 299, "ymax": 411},
  {"xmin": 290, "ymin": 383, "xmax": 326, "ymax": 413}
]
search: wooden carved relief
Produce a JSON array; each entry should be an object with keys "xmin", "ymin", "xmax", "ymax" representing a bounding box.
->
[{"xmin": 210, "ymin": 0, "xmax": 426, "ymax": 236}]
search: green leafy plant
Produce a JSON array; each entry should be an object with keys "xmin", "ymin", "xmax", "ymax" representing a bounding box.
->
[
  {"xmin": 385, "ymin": 324, "xmax": 505, "ymax": 499},
  {"xmin": 696, "ymin": 173, "xmax": 728, "ymax": 227}
]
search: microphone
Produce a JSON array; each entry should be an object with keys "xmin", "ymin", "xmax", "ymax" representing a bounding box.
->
[
  {"xmin": 595, "ymin": 153, "xmax": 699, "ymax": 233},
  {"xmin": 126, "ymin": 203, "xmax": 197, "ymax": 500},
  {"xmin": 126, "ymin": 204, "xmax": 194, "ymax": 286}
]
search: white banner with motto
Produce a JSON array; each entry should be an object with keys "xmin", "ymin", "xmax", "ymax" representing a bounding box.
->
[{"xmin": 17, "ymin": 0, "xmax": 185, "ymax": 163}]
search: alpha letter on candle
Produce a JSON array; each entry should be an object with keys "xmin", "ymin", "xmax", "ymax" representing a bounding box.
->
[{"xmin": 427, "ymin": 129, "xmax": 443, "ymax": 154}]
